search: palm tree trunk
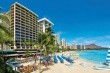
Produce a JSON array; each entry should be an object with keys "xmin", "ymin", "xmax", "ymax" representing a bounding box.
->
[
  {"xmin": 1, "ymin": 44, "xmax": 3, "ymax": 49},
  {"xmin": 0, "ymin": 43, "xmax": 5, "ymax": 68},
  {"xmin": 25, "ymin": 44, "xmax": 26, "ymax": 49},
  {"xmin": 1, "ymin": 44, "xmax": 4, "ymax": 56},
  {"xmin": 1, "ymin": 44, "xmax": 4, "ymax": 53}
]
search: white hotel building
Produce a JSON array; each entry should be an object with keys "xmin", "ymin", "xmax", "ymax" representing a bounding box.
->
[{"xmin": 38, "ymin": 17, "xmax": 54, "ymax": 33}]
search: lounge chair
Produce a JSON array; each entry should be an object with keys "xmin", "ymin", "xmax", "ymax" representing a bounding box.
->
[
  {"xmin": 53, "ymin": 55, "xmax": 58, "ymax": 63},
  {"xmin": 57, "ymin": 56, "xmax": 64, "ymax": 63},
  {"xmin": 62, "ymin": 55, "xmax": 74, "ymax": 63}
]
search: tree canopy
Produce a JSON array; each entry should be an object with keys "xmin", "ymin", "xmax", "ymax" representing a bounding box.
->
[{"xmin": 0, "ymin": 14, "xmax": 13, "ymax": 49}]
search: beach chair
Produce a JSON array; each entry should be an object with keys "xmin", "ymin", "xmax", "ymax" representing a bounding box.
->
[
  {"xmin": 57, "ymin": 56, "xmax": 64, "ymax": 63},
  {"xmin": 62, "ymin": 55, "xmax": 74, "ymax": 63},
  {"xmin": 53, "ymin": 55, "xmax": 58, "ymax": 63},
  {"xmin": 94, "ymin": 48, "xmax": 110, "ymax": 70}
]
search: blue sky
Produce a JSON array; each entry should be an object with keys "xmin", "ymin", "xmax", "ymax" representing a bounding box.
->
[{"xmin": 0, "ymin": 0, "xmax": 110, "ymax": 47}]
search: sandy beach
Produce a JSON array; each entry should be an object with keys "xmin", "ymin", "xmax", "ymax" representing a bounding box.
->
[
  {"xmin": 33, "ymin": 51, "xmax": 110, "ymax": 73},
  {"xmin": 40, "ymin": 59, "xmax": 110, "ymax": 73}
]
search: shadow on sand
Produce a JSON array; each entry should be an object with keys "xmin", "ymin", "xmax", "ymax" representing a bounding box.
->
[{"xmin": 40, "ymin": 67, "xmax": 50, "ymax": 73}]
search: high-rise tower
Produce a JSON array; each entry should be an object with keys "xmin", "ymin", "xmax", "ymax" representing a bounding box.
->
[{"xmin": 8, "ymin": 2, "xmax": 38, "ymax": 49}]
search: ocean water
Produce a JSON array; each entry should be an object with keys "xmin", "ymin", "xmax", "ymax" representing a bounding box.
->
[{"xmin": 73, "ymin": 50, "xmax": 108, "ymax": 63}]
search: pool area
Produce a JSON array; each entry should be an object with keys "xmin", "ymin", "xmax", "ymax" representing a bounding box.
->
[{"xmin": 7, "ymin": 59, "xmax": 22, "ymax": 69}]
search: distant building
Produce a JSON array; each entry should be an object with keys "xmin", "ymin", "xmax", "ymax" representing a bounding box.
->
[
  {"xmin": 61, "ymin": 38, "xmax": 66, "ymax": 48},
  {"xmin": 54, "ymin": 34, "xmax": 60, "ymax": 45},
  {"xmin": 77, "ymin": 45, "xmax": 81, "ymax": 50},
  {"xmin": 72, "ymin": 43, "xmax": 77, "ymax": 49},
  {"xmin": 77, "ymin": 45, "xmax": 85, "ymax": 50},
  {"xmin": 82, "ymin": 45, "xmax": 86, "ymax": 49},
  {"xmin": 66, "ymin": 43, "xmax": 68, "ymax": 49},
  {"xmin": 67, "ymin": 45, "xmax": 72, "ymax": 49}
]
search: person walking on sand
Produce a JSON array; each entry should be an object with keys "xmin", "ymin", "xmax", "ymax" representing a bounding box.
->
[{"xmin": 35, "ymin": 54, "xmax": 38, "ymax": 63}]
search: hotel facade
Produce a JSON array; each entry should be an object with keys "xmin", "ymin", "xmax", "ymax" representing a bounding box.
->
[
  {"xmin": 7, "ymin": 2, "xmax": 53, "ymax": 49},
  {"xmin": 8, "ymin": 2, "xmax": 38, "ymax": 49}
]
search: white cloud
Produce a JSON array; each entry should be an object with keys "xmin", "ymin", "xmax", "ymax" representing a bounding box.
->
[
  {"xmin": 70, "ymin": 37, "xmax": 84, "ymax": 44},
  {"xmin": 70, "ymin": 37, "xmax": 97, "ymax": 45},
  {"xmin": 56, "ymin": 31, "xmax": 64, "ymax": 35},
  {"xmin": 84, "ymin": 40, "xmax": 96, "ymax": 44},
  {"xmin": 68, "ymin": 35, "xmax": 110, "ymax": 47}
]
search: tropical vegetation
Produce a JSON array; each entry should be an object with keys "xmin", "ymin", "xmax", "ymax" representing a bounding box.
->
[
  {"xmin": 37, "ymin": 24, "xmax": 57, "ymax": 56},
  {"xmin": 0, "ymin": 14, "xmax": 13, "ymax": 50},
  {"xmin": 0, "ymin": 13, "xmax": 15, "ymax": 73}
]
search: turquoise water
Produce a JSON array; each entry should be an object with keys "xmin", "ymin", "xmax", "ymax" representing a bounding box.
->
[{"xmin": 73, "ymin": 50, "xmax": 108, "ymax": 63}]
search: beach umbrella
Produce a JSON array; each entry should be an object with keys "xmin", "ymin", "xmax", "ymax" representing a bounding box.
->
[{"xmin": 106, "ymin": 48, "xmax": 110, "ymax": 63}]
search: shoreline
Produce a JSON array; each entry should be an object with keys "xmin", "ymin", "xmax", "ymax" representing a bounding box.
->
[
  {"xmin": 38, "ymin": 51, "xmax": 110, "ymax": 73},
  {"xmin": 79, "ymin": 58, "xmax": 100, "ymax": 65},
  {"xmin": 40, "ymin": 58, "xmax": 110, "ymax": 73}
]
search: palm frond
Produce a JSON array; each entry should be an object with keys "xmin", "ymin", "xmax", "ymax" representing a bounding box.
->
[
  {"xmin": 0, "ymin": 23, "xmax": 13, "ymax": 36},
  {"xmin": 0, "ymin": 14, "xmax": 10, "ymax": 24}
]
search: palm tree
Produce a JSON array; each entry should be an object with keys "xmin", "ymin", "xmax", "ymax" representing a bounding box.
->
[
  {"xmin": 37, "ymin": 23, "xmax": 56, "ymax": 73},
  {"xmin": 25, "ymin": 49, "xmax": 30, "ymax": 59},
  {"xmin": 36, "ymin": 32, "xmax": 47, "ymax": 73},
  {"xmin": 30, "ymin": 39, "xmax": 35, "ymax": 49},
  {"xmin": 0, "ymin": 13, "xmax": 15, "ymax": 73},
  {"xmin": 37, "ymin": 33, "xmax": 47, "ymax": 48},
  {"xmin": 21, "ymin": 38, "xmax": 27, "ymax": 49},
  {"xmin": 45, "ymin": 24, "xmax": 55, "ymax": 55},
  {"xmin": 0, "ymin": 14, "xmax": 13, "ymax": 50}
]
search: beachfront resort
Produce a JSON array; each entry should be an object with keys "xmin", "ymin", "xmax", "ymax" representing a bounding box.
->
[{"xmin": 0, "ymin": 1, "xmax": 110, "ymax": 73}]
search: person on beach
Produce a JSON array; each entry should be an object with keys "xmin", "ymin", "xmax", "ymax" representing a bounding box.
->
[{"xmin": 35, "ymin": 54, "xmax": 38, "ymax": 63}]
